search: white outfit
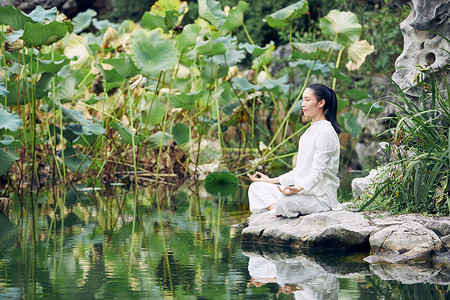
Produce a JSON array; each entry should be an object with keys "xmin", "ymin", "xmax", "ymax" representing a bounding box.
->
[{"xmin": 248, "ymin": 120, "xmax": 342, "ymax": 217}]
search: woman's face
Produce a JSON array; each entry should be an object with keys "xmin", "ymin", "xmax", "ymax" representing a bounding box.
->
[{"xmin": 301, "ymin": 88, "xmax": 325, "ymax": 119}]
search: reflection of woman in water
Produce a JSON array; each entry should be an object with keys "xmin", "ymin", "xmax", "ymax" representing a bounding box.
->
[{"xmin": 247, "ymin": 83, "xmax": 342, "ymax": 217}]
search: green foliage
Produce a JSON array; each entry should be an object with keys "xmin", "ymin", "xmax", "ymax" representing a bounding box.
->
[{"xmin": 359, "ymin": 72, "xmax": 450, "ymax": 215}]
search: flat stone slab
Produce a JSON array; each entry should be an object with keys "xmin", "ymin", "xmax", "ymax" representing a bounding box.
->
[{"xmin": 241, "ymin": 210, "xmax": 450, "ymax": 264}]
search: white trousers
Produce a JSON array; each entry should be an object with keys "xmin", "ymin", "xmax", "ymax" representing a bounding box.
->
[{"xmin": 248, "ymin": 182, "xmax": 332, "ymax": 218}]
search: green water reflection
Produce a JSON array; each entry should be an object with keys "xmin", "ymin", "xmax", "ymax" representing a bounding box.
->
[{"xmin": 0, "ymin": 185, "xmax": 449, "ymax": 299}]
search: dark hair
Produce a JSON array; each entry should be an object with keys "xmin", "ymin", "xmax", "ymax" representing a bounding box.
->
[{"xmin": 307, "ymin": 83, "xmax": 342, "ymax": 134}]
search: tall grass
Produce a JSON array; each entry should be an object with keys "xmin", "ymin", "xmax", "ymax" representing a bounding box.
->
[{"xmin": 359, "ymin": 71, "xmax": 449, "ymax": 214}]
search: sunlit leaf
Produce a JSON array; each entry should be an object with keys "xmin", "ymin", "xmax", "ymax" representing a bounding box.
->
[
  {"xmin": 292, "ymin": 41, "xmax": 342, "ymax": 60},
  {"xmin": 319, "ymin": 10, "xmax": 361, "ymax": 47},
  {"xmin": 0, "ymin": 148, "xmax": 17, "ymax": 176},
  {"xmin": 257, "ymin": 74, "xmax": 290, "ymax": 94},
  {"xmin": 212, "ymin": 48, "xmax": 245, "ymax": 66},
  {"xmin": 64, "ymin": 147, "xmax": 91, "ymax": 173},
  {"xmin": 103, "ymin": 53, "xmax": 139, "ymax": 79},
  {"xmin": 289, "ymin": 59, "xmax": 331, "ymax": 77},
  {"xmin": 172, "ymin": 122, "xmax": 190, "ymax": 145},
  {"xmin": 170, "ymin": 91, "xmax": 204, "ymax": 109},
  {"xmin": 92, "ymin": 18, "xmax": 117, "ymax": 31},
  {"xmin": 220, "ymin": 1, "xmax": 248, "ymax": 34},
  {"xmin": 57, "ymin": 75, "xmax": 78, "ymax": 103},
  {"xmin": 265, "ymin": 0, "xmax": 308, "ymax": 28},
  {"xmin": 151, "ymin": 0, "xmax": 187, "ymax": 17},
  {"xmin": 149, "ymin": 131, "xmax": 173, "ymax": 149},
  {"xmin": 0, "ymin": 5, "xmax": 34, "ymax": 30},
  {"xmin": 198, "ymin": 0, "xmax": 226, "ymax": 28},
  {"xmin": 33, "ymin": 57, "xmax": 71, "ymax": 74},
  {"xmin": 231, "ymin": 76, "xmax": 255, "ymax": 92},
  {"xmin": 102, "ymin": 26, "xmax": 121, "ymax": 49},
  {"xmin": 21, "ymin": 21, "xmax": 68, "ymax": 46},
  {"xmin": 175, "ymin": 23, "xmax": 201, "ymax": 52},
  {"xmin": 111, "ymin": 122, "xmax": 142, "ymax": 146},
  {"xmin": 0, "ymin": 108, "xmax": 22, "ymax": 132},
  {"xmin": 345, "ymin": 40, "xmax": 374, "ymax": 71},
  {"xmin": 204, "ymin": 170, "xmax": 238, "ymax": 196},
  {"xmin": 64, "ymin": 33, "xmax": 90, "ymax": 68},
  {"xmin": 6, "ymin": 29, "xmax": 24, "ymax": 43},
  {"xmin": 72, "ymin": 9, "xmax": 97, "ymax": 34},
  {"xmin": 0, "ymin": 135, "xmax": 16, "ymax": 146},
  {"xmin": 130, "ymin": 29, "xmax": 179, "ymax": 76},
  {"xmin": 27, "ymin": 6, "xmax": 57, "ymax": 23},
  {"xmin": 239, "ymin": 41, "xmax": 274, "ymax": 57},
  {"xmin": 251, "ymin": 44, "xmax": 275, "ymax": 69}
]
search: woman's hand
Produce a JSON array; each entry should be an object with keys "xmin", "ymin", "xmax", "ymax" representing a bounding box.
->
[
  {"xmin": 247, "ymin": 171, "xmax": 278, "ymax": 184},
  {"xmin": 277, "ymin": 185, "xmax": 303, "ymax": 196}
]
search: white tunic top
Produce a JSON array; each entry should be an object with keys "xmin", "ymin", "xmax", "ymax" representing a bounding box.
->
[{"xmin": 278, "ymin": 120, "xmax": 341, "ymax": 210}]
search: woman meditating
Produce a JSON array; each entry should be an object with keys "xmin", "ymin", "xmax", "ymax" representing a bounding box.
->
[{"xmin": 247, "ymin": 83, "xmax": 342, "ymax": 218}]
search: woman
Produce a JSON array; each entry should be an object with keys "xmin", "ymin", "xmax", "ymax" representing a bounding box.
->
[{"xmin": 247, "ymin": 83, "xmax": 342, "ymax": 217}]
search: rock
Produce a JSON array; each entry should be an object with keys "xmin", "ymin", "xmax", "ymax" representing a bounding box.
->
[
  {"xmin": 241, "ymin": 210, "xmax": 379, "ymax": 251},
  {"xmin": 392, "ymin": 0, "xmax": 450, "ymax": 98},
  {"xmin": 369, "ymin": 263, "xmax": 450, "ymax": 285},
  {"xmin": 351, "ymin": 169, "xmax": 379, "ymax": 198},
  {"xmin": 364, "ymin": 221, "xmax": 444, "ymax": 264}
]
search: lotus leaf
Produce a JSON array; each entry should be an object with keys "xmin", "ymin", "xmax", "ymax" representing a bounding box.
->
[
  {"xmin": 64, "ymin": 147, "xmax": 92, "ymax": 173},
  {"xmin": 292, "ymin": 41, "xmax": 342, "ymax": 60},
  {"xmin": 345, "ymin": 40, "xmax": 375, "ymax": 71},
  {"xmin": 231, "ymin": 77, "xmax": 255, "ymax": 92},
  {"xmin": 265, "ymin": 0, "xmax": 308, "ymax": 29},
  {"xmin": 0, "ymin": 83, "xmax": 8, "ymax": 98},
  {"xmin": 251, "ymin": 44, "xmax": 275, "ymax": 70},
  {"xmin": 103, "ymin": 54, "xmax": 139, "ymax": 79},
  {"xmin": 1, "ymin": 80, "xmax": 28, "ymax": 106},
  {"xmin": 239, "ymin": 41, "xmax": 275, "ymax": 57},
  {"xmin": 329, "ymin": 65, "xmax": 352, "ymax": 84},
  {"xmin": 289, "ymin": 59, "xmax": 331, "ymax": 77},
  {"xmin": 73, "ymin": 9, "xmax": 97, "ymax": 34},
  {"xmin": 6, "ymin": 30, "xmax": 24, "ymax": 43},
  {"xmin": 142, "ymin": 95, "xmax": 166, "ymax": 127},
  {"xmin": 0, "ymin": 148, "xmax": 17, "ymax": 176},
  {"xmin": 21, "ymin": 21, "xmax": 68, "ymax": 46},
  {"xmin": 130, "ymin": 29, "xmax": 179, "ymax": 76},
  {"xmin": 111, "ymin": 122, "xmax": 142, "ymax": 146},
  {"xmin": 198, "ymin": 0, "xmax": 226, "ymax": 28},
  {"xmin": 64, "ymin": 33, "xmax": 90, "ymax": 68},
  {"xmin": 339, "ymin": 112, "xmax": 362, "ymax": 139},
  {"xmin": 0, "ymin": 5, "xmax": 34, "ymax": 31},
  {"xmin": 61, "ymin": 105, "xmax": 87, "ymax": 124},
  {"xmin": 204, "ymin": 170, "xmax": 238, "ymax": 196},
  {"xmin": 149, "ymin": 131, "xmax": 173, "ymax": 149},
  {"xmin": 92, "ymin": 18, "xmax": 117, "ymax": 31},
  {"xmin": 257, "ymin": 74, "xmax": 290, "ymax": 95},
  {"xmin": 319, "ymin": 10, "xmax": 361, "ymax": 47},
  {"xmin": 172, "ymin": 123, "xmax": 190, "ymax": 145},
  {"xmin": 220, "ymin": 1, "xmax": 248, "ymax": 34},
  {"xmin": 0, "ymin": 108, "xmax": 22, "ymax": 131},
  {"xmin": 142, "ymin": 12, "xmax": 168, "ymax": 31},
  {"xmin": 170, "ymin": 91, "xmax": 204, "ymax": 109},
  {"xmin": 151, "ymin": 0, "xmax": 187, "ymax": 17},
  {"xmin": 27, "ymin": 6, "xmax": 57, "ymax": 23},
  {"xmin": 175, "ymin": 23, "xmax": 201, "ymax": 52}
]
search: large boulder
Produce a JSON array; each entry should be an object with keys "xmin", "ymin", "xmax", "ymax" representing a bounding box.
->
[
  {"xmin": 241, "ymin": 210, "xmax": 379, "ymax": 251},
  {"xmin": 364, "ymin": 221, "xmax": 445, "ymax": 264}
]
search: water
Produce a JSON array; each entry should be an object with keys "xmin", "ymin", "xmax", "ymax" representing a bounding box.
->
[{"xmin": 0, "ymin": 185, "xmax": 449, "ymax": 299}]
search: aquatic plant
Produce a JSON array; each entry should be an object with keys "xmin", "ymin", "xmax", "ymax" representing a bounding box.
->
[{"xmin": 0, "ymin": 0, "xmax": 375, "ymax": 197}]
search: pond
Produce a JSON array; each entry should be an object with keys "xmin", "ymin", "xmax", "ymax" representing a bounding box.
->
[{"xmin": 0, "ymin": 184, "xmax": 449, "ymax": 299}]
